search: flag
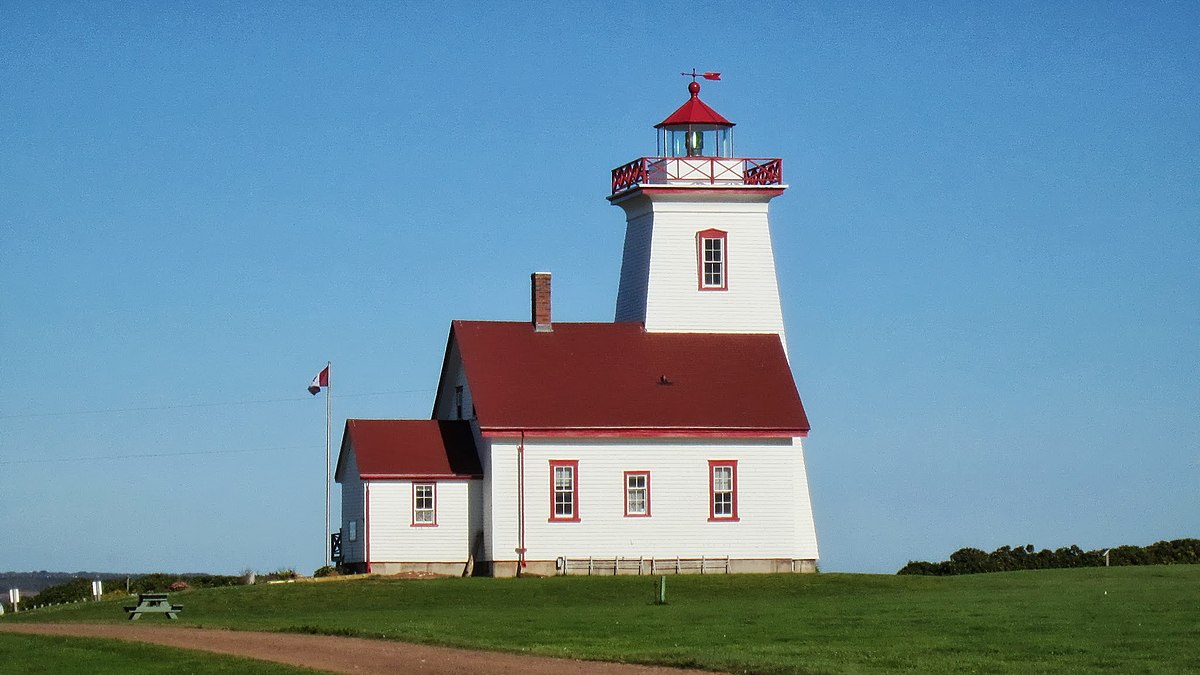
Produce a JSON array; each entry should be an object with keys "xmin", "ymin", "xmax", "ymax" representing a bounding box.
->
[
  {"xmin": 703, "ymin": 72, "xmax": 721, "ymax": 80},
  {"xmin": 308, "ymin": 365, "xmax": 329, "ymax": 395}
]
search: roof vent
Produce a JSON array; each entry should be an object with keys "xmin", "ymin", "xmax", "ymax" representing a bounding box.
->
[{"xmin": 531, "ymin": 272, "xmax": 552, "ymax": 332}]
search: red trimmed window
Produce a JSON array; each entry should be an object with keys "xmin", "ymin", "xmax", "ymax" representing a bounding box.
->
[
  {"xmin": 412, "ymin": 483, "xmax": 436, "ymax": 526},
  {"xmin": 708, "ymin": 460, "xmax": 739, "ymax": 521},
  {"xmin": 624, "ymin": 471, "xmax": 650, "ymax": 517},
  {"xmin": 697, "ymin": 229, "xmax": 728, "ymax": 290},
  {"xmin": 550, "ymin": 460, "xmax": 580, "ymax": 522}
]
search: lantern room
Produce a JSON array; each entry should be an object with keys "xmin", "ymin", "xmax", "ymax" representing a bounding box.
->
[
  {"xmin": 610, "ymin": 78, "xmax": 784, "ymax": 196},
  {"xmin": 656, "ymin": 80, "xmax": 735, "ymax": 158}
]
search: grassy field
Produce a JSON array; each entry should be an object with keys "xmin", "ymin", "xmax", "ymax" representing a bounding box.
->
[
  {"xmin": 0, "ymin": 632, "xmax": 320, "ymax": 674},
  {"xmin": 4, "ymin": 565, "xmax": 1199, "ymax": 674}
]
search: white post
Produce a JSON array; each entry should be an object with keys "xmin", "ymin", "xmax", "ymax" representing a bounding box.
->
[
  {"xmin": 324, "ymin": 361, "xmax": 332, "ymax": 568},
  {"xmin": 8, "ymin": 588, "xmax": 19, "ymax": 612},
  {"xmin": 92, "ymin": 580, "xmax": 103, "ymax": 601}
]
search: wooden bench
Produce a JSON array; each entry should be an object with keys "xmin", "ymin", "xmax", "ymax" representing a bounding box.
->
[{"xmin": 124, "ymin": 592, "xmax": 183, "ymax": 620}]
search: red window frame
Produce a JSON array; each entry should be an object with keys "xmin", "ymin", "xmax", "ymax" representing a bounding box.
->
[
  {"xmin": 708, "ymin": 460, "xmax": 739, "ymax": 522},
  {"xmin": 697, "ymin": 228, "xmax": 728, "ymax": 291},
  {"xmin": 623, "ymin": 471, "xmax": 651, "ymax": 517},
  {"xmin": 549, "ymin": 460, "xmax": 580, "ymax": 522},
  {"xmin": 411, "ymin": 482, "xmax": 437, "ymax": 527}
]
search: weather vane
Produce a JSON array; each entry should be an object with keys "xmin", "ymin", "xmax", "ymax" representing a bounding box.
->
[{"xmin": 681, "ymin": 68, "xmax": 722, "ymax": 82}]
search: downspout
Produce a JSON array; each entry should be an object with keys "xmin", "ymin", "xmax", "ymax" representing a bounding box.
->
[
  {"xmin": 516, "ymin": 431, "xmax": 526, "ymax": 576},
  {"xmin": 364, "ymin": 482, "xmax": 371, "ymax": 574}
]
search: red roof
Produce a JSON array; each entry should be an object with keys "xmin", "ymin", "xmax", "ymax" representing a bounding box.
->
[
  {"xmin": 450, "ymin": 321, "xmax": 808, "ymax": 437},
  {"xmin": 656, "ymin": 81, "xmax": 734, "ymax": 129},
  {"xmin": 338, "ymin": 419, "xmax": 481, "ymax": 479}
]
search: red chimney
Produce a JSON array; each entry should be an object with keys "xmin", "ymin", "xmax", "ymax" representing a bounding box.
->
[{"xmin": 531, "ymin": 272, "xmax": 551, "ymax": 332}]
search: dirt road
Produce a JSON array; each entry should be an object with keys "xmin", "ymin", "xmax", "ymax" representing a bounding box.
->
[{"xmin": 0, "ymin": 623, "xmax": 721, "ymax": 674}]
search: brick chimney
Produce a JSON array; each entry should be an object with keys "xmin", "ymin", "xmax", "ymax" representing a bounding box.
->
[{"xmin": 531, "ymin": 272, "xmax": 552, "ymax": 332}]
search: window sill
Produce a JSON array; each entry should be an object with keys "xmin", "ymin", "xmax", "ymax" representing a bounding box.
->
[
  {"xmin": 548, "ymin": 516, "xmax": 581, "ymax": 523},
  {"xmin": 708, "ymin": 516, "xmax": 740, "ymax": 523}
]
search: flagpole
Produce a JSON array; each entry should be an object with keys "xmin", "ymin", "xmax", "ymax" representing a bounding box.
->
[{"xmin": 324, "ymin": 361, "xmax": 332, "ymax": 568}]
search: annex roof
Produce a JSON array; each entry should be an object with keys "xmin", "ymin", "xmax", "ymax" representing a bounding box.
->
[
  {"xmin": 336, "ymin": 419, "xmax": 482, "ymax": 480},
  {"xmin": 656, "ymin": 81, "xmax": 735, "ymax": 129},
  {"xmin": 448, "ymin": 321, "xmax": 808, "ymax": 437}
]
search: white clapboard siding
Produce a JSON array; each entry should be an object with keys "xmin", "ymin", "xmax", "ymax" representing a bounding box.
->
[
  {"xmin": 366, "ymin": 479, "xmax": 477, "ymax": 563},
  {"xmin": 613, "ymin": 191, "xmax": 788, "ymax": 351},
  {"xmin": 338, "ymin": 451, "xmax": 366, "ymax": 564},
  {"xmin": 614, "ymin": 210, "xmax": 653, "ymax": 321},
  {"xmin": 431, "ymin": 339, "xmax": 476, "ymax": 421},
  {"xmin": 484, "ymin": 437, "xmax": 818, "ymax": 563},
  {"xmin": 478, "ymin": 435, "xmax": 495, "ymax": 561}
]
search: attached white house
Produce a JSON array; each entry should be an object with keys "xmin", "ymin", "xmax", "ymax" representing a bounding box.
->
[
  {"xmin": 334, "ymin": 419, "xmax": 483, "ymax": 575},
  {"xmin": 334, "ymin": 79, "xmax": 819, "ymax": 576}
]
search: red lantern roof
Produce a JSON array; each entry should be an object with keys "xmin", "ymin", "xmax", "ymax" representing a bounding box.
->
[{"xmin": 655, "ymin": 81, "xmax": 734, "ymax": 129}]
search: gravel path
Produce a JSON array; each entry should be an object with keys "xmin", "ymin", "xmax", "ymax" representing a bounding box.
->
[{"xmin": 0, "ymin": 623, "xmax": 721, "ymax": 674}]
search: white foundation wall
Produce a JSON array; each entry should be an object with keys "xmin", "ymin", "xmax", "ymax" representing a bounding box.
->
[
  {"xmin": 366, "ymin": 479, "xmax": 477, "ymax": 563},
  {"xmin": 613, "ymin": 192, "xmax": 789, "ymax": 349},
  {"xmin": 484, "ymin": 437, "xmax": 818, "ymax": 566},
  {"xmin": 338, "ymin": 452, "xmax": 366, "ymax": 564}
]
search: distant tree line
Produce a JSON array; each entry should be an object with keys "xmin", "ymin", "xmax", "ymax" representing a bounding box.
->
[
  {"xmin": 25, "ymin": 573, "xmax": 242, "ymax": 606},
  {"xmin": 898, "ymin": 539, "xmax": 1200, "ymax": 575}
]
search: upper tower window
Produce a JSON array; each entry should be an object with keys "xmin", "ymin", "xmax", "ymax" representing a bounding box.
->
[{"xmin": 697, "ymin": 229, "xmax": 728, "ymax": 290}]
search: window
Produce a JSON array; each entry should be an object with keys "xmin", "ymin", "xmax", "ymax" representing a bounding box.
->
[
  {"xmin": 348, "ymin": 519, "xmax": 358, "ymax": 542},
  {"xmin": 454, "ymin": 385, "xmax": 464, "ymax": 419},
  {"xmin": 412, "ymin": 483, "xmax": 436, "ymax": 526},
  {"xmin": 624, "ymin": 471, "xmax": 650, "ymax": 517},
  {"xmin": 549, "ymin": 460, "xmax": 580, "ymax": 522},
  {"xmin": 697, "ymin": 229, "xmax": 728, "ymax": 290},
  {"xmin": 708, "ymin": 460, "xmax": 739, "ymax": 521}
]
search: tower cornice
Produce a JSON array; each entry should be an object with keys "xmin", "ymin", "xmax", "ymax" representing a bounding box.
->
[{"xmin": 608, "ymin": 185, "xmax": 786, "ymax": 208}]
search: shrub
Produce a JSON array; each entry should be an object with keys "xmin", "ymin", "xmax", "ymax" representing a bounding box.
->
[
  {"xmin": 899, "ymin": 539, "xmax": 1200, "ymax": 575},
  {"xmin": 28, "ymin": 578, "xmax": 92, "ymax": 605},
  {"xmin": 263, "ymin": 568, "xmax": 298, "ymax": 582}
]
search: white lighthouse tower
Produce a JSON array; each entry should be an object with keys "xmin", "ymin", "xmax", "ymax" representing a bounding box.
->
[{"xmin": 609, "ymin": 77, "xmax": 790, "ymax": 352}]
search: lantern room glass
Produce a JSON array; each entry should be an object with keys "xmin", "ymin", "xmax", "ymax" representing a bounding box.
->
[{"xmin": 659, "ymin": 127, "xmax": 733, "ymax": 158}]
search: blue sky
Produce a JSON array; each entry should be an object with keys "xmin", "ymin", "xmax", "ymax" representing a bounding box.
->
[{"xmin": 1, "ymin": 2, "xmax": 1196, "ymax": 575}]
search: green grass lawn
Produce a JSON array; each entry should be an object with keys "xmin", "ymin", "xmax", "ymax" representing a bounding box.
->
[
  {"xmin": 5, "ymin": 566, "xmax": 1199, "ymax": 674},
  {"xmin": 0, "ymin": 632, "xmax": 320, "ymax": 674}
]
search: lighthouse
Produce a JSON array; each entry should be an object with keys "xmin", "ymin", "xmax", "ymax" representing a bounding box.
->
[
  {"xmin": 334, "ymin": 77, "xmax": 819, "ymax": 578},
  {"xmin": 609, "ymin": 78, "xmax": 790, "ymax": 353}
]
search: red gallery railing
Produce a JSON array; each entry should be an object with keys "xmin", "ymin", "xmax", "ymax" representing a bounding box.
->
[{"xmin": 611, "ymin": 157, "xmax": 783, "ymax": 194}]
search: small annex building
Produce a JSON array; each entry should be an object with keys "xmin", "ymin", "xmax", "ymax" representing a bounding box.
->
[
  {"xmin": 335, "ymin": 79, "xmax": 820, "ymax": 576},
  {"xmin": 334, "ymin": 420, "xmax": 482, "ymax": 574}
]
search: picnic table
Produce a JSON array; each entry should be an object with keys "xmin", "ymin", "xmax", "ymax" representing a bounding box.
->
[{"xmin": 124, "ymin": 592, "xmax": 183, "ymax": 620}]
